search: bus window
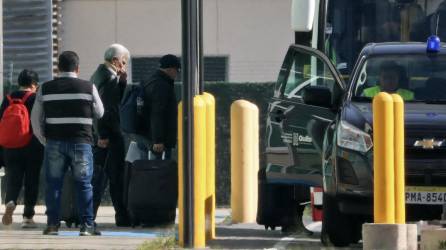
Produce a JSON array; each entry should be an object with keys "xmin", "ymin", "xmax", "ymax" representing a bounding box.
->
[{"xmin": 324, "ymin": 0, "xmax": 446, "ymax": 78}]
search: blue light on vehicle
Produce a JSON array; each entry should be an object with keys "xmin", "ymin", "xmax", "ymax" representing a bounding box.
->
[{"xmin": 427, "ymin": 35, "xmax": 441, "ymax": 53}]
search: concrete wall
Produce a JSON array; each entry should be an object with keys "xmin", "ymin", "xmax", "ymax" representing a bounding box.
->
[{"xmin": 60, "ymin": 0, "xmax": 293, "ymax": 82}]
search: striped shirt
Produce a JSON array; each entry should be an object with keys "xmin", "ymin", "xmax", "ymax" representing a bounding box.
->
[{"xmin": 31, "ymin": 72, "xmax": 103, "ymax": 145}]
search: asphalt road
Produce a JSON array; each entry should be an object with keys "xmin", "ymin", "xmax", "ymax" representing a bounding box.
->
[{"xmin": 209, "ymin": 217, "xmax": 362, "ymax": 250}]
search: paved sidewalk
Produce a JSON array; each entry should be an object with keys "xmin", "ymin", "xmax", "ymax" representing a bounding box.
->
[{"xmin": 0, "ymin": 205, "xmax": 187, "ymax": 250}]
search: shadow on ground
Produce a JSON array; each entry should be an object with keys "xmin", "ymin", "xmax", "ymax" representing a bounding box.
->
[
  {"xmin": 207, "ymin": 226, "xmax": 322, "ymax": 249},
  {"xmin": 207, "ymin": 226, "xmax": 363, "ymax": 250}
]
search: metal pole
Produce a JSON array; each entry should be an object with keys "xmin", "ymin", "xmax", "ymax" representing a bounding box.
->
[
  {"xmin": 198, "ymin": 0, "xmax": 204, "ymax": 94},
  {"xmin": 181, "ymin": 0, "xmax": 199, "ymax": 246}
]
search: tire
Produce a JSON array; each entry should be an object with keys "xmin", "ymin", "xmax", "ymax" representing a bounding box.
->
[{"xmin": 322, "ymin": 194, "xmax": 354, "ymax": 247}]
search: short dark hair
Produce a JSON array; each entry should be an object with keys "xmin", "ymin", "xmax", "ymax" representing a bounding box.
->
[
  {"xmin": 18, "ymin": 69, "xmax": 39, "ymax": 87},
  {"xmin": 58, "ymin": 51, "xmax": 79, "ymax": 72},
  {"xmin": 380, "ymin": 61, "xmax": 399, "ymax": 72}
]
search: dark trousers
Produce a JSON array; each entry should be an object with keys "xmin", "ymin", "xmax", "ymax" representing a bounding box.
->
[
  {"xmin": 92, "ymin": 133, "xmax": 128, "ymax": 221},
  {"xmin": 4, "ymin": 139, "xmax": 43, "ymax": 218}
]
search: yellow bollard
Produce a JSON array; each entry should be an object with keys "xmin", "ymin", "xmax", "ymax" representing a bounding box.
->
[
  {"xmin": 373, "ymin": 92, "xmax": 395, "ymax": 224},
  {"xmin": 392, "ymin": 94, "xmax": 405, "ymax": 224},
  {"xmin": 193, "ymin": 96, "xmax": 207, "ymax": 247},
  {"xmin": 201, "ymin": 93, "xmax": 216, "ymax": 240},
  {"xmin": 178, "ymin": 101, "xmax": 184, "ymax": 247},
  {"xmin": 177, "ymin": 96, "xmax": 207, "ymax": 248},
  {"xmin": 230, "ymin": 100, "xmax": 259, "ymax": 223}
]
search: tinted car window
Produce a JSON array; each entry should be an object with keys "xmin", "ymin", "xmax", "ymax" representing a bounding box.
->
[{"xmin": 283, "ymin": 51, "xmax": 336, "ymax": 100}]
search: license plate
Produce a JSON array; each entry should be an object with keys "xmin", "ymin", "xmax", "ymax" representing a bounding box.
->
[{"xmin": 405, "ymin": 186, "xmax": 446, "ymax": 205}]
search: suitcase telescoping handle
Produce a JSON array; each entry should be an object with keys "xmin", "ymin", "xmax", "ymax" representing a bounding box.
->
[{"xmin": 148, "ymin": 150, "xmax": 166, "ymax": 160}]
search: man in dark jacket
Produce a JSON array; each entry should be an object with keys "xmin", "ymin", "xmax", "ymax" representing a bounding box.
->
[
  {"xmin": 141, "ymin": 54, "xmax": 180, "ymax": 159},
  {"xmin": 90, "ymin": 44, "xmax": 130, "ymax": 226}
]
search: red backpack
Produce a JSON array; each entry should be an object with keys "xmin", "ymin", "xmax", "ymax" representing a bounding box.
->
[{"xmin": 0, "ymin": 92, "xmax": 33, "ymax": 148}]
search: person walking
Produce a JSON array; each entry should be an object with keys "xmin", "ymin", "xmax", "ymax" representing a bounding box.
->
[
  {"xmin": 90, "ymin": 44, "xmax": 131, "ymax": 226},
  {"xmin": 31, "ymin": 51, "xmax": 104, "ymax": 236},
  {"xmin": 0, "ymin": 69, "xmax": 44, "ymax": 228}
]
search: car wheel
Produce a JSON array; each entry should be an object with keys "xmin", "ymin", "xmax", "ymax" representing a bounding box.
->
[{"xmin": 322, "ymin": 194, "xmax": 353, "ymax": 247}]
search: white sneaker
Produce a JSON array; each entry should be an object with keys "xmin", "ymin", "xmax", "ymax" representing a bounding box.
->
[
  {"xmin": 2, "ymin": 201, "xmax": 16, "ymax": 225},
  {"xmin": 21, "ymin": 217, "xmax": 37, "ymax": 228}
]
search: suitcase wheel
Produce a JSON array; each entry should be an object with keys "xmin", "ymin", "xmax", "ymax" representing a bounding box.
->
[
  {"xmin": 264, "ymin": 225, "xmax": 276, "ymax": 231},
  {"xmin": 130, "ymin": 214, "xmax": 139, "ymax": 228}
]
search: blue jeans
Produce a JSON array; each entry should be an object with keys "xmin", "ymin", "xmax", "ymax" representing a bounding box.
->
[{"xmin": 44, "ymin": 140, "xmax": 94, "ymax": 226}]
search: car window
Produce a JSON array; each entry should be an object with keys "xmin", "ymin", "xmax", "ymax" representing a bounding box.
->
[
  {"xmin": 353, "ymin": 54, "xmax": 446, "ymax": 102},
  {"xmin": 283, "ymin": 51, "xmax": 336, "ymax": 100}
]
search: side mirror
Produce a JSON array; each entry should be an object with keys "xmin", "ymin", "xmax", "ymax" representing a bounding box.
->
[
  {"xmin": 291, "ymin": 0, "xmax": 315, "ymax": 32},
  {"xmin": 303, "ymin": 86, "xmax": 332, "ymax": 108}
]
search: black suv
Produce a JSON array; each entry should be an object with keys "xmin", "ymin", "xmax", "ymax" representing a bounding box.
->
[{"xmin": 258, "ymin": 42, "xmax": 446, "ymax": 246}]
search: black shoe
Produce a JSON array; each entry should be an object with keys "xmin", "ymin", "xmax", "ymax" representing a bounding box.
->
[
  {"xmin": 43, "ymin": 225, "xmax": 59, "ymax": 235},
  {"xmin": 79, "ymin": 224, "xmax": 101, "ymax": 236}
]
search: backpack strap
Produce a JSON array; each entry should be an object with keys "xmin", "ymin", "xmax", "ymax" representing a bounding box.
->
[
  {"xmin": 141, "ymin": 78, "xmax": 157, "ymax": 88},
  {"xmin": 6, "ymin": 95, "xmax": 13, "ymax": 105},
  {"xmin": 6, "ymin": 91, "xmax": 33, "ymax": 105},
  {"xmin": 21, "ymin": 91, "xmax": 34, "ymax": 103}
]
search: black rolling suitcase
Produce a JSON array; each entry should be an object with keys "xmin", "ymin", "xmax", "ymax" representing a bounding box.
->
[
  {"xmin": 256, "ymin": 174, "xmax": 294, "ymax": 229},
  {"xmin": 256, "ymin": 168, "xmax": 309, "ymax": 230},
  {"xmin": 126, "ymin": 157, "xmax": 178, "ymax": 227},
  {"xmin": 60, "ymin": 170, "xmax": 79, "ymax": 228}
]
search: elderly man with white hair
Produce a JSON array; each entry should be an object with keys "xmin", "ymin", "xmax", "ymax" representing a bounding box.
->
[{"xmin": 90, "ymin": 43, "xmax": 131, "ymax": 226}]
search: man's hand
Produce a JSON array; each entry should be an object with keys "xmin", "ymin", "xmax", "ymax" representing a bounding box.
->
[
  {"xmin": 97, "ymin": 139, "xmax": 109, "ymax": 148},
  {"xmin": 152, "ymin": 143, "xmax": 165, "ymax": 153},
  {"xmin": 118, "ymin": 70, "xmax": 127, "ymax": 81}
]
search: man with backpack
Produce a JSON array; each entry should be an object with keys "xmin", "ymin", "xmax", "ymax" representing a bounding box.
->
[
  {"xmin": 136, "ymin": 54, "xmax": 180, "ymax": 160},
  {"xmin": 121, "ymin": 55, "xmax": 180, "ymax": 227},
  {"xmin": 0, "ymin": 69, "xmax": 43, "ymax": 228},
  {"xmin": 90, "ymin": 44, "xmax": 131, "ymax": 226},
  {"xmin": 31, "ymin": 51, "xmax": 104, "ymax": 236}
]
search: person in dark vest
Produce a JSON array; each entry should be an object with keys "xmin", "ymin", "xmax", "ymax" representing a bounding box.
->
[
  {"xmin": 90, "ymin": 44, "xmax": 131, "ymax": 226},
  {"xmin": 1, "ymin": 69, "xmax": 43, "ymax": 228},
  {"xmin": 140, "ymin": 54, "xmax": 180, "ymax": 159},
  {"xmin": 31, "ymin": 51, "xmax": 104, "ymax": 236}
]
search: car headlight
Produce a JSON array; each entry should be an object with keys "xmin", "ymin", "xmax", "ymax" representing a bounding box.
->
[{"xmin": 337, "ymin": 120, "xmax": 373, "ymax": 153}]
